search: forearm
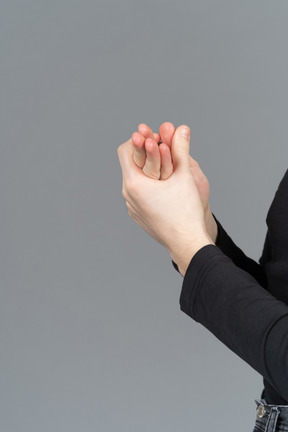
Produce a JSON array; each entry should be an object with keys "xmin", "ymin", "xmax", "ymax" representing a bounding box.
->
[
  {"xmin": 180, "ymin": 244, "xmax": 288, "ymax": 402},
  {"xmin": 171, "ymin": 208, "xmax": 267, "ymax": 289}
]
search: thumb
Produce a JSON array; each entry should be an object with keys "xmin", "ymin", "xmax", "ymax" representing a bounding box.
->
[{"xmin": 171, "ymin": 125, "xmax": 191, "ymax": 173}]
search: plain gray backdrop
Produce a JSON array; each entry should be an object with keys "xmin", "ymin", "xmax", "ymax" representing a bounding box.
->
[{"xmin": 1, "ymin": 1, "xmax": 288, "ymax": 431}]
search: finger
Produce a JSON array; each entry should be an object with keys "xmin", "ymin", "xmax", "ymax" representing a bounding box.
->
[
  {"xmin": 143, "ymin": 137, "xmax": 161, "ymax": 180},
  {"xmin": 159, "ymin": 122, "xmax": 176, "ymax": 149},
  {"xmin": 153, "ymin": 133, "xmax": 160, "ymax": 143},
  {"xmin": 159, "ymin": 143, "xmax": 173, "ymax": 180},
  {"xmin": 131, "ymin": 131, "xmax": 146, "ymax": 168},
  {"xmin": 171, "ymin": 124, "xmax": 191, "ymax": 172},
  {"xmin": 138, "ymin": 123, "xmax": 155, "ymax": 140}
]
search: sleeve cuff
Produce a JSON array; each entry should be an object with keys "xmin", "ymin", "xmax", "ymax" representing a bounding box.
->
[
  {"xmin": 179, "ymin": 244, "xmax": 230, "ymax": 318},
  {"xmin": 171, "ymin": 213, "xmax": 226, "ymax": 275},
  {"xmin": 171, "ymin": 214, "xmax": 228, "ymax": 275}
]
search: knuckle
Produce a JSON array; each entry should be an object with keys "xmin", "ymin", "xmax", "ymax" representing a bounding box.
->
[
  {"xmin": 117, "ymin": 140, "xmax": 127, "ymax": 154},
  {"xmin": 122, "ymin": 188, "xmax": 128, "ymax": 200},
  {"xmin": 121, "ymin": 181, "xmax": 128, "ymax": 199}
]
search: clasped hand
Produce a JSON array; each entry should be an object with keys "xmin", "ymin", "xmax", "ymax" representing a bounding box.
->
[{"xmin": 117, "ymin": 123, "xmax": 214, "ymax": 276}]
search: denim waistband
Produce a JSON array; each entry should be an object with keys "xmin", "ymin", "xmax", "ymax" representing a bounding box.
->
[{"xmin": 254, "ymin": 398, "xmax": 288, "ymax": 431}]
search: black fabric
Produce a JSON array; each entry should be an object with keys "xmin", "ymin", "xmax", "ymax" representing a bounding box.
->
[{"xmin": 171, "ymin": 167, "xmax": 288, "ymax": 404}]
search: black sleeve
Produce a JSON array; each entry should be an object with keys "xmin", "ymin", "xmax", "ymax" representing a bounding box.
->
[
  {"xmin": 179, "ymin": 243, "xmax": 288, "ymax": 402},
  {"xmin": 172, "ymin": 213, "xmax": 268, "ymax": 289}
]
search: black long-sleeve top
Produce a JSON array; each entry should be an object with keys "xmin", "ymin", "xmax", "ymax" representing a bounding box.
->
[{"xmin": 172, "ymin": 167, "xmax": 288, "ymax": 404}]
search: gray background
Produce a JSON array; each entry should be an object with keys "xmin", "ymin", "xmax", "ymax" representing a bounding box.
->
[{"xmin": 1, "ymin": 1, "xmax": 288, "ymax": 431}]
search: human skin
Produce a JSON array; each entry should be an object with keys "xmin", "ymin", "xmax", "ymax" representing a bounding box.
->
[
  {"xmin": 131, "ymin": 122, "xmax": 218, "ymax": 244},
  {"xmin": 117, "ymin": 125, "xmax": 215, "ymax": 277}
]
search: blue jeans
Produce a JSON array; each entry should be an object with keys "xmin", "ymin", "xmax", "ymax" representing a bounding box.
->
[{"xmin": 252, "ymin": 398, "xmax": 288, "ymax": 431}]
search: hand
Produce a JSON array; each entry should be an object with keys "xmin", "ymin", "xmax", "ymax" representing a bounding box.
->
[
  {"xmin": 117, "ymin": 125, "xmax": 215, "ymax": 277},
  {"xmin": 131, "ymin": 122, "xmax": 175, "ymax": 180},
  {"xmin": 131, "ymin": 122, "xmax": 218, "ymax": 244}
]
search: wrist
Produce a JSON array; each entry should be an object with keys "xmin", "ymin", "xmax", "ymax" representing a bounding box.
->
[{"xmin": 169, "ymin": 232, "xmax": 215, "ymax": 277}]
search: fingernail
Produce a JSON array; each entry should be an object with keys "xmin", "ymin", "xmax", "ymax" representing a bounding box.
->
[{"xmin": 180, "ymin": 127, "xmax": 190, "ymax": 138}]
